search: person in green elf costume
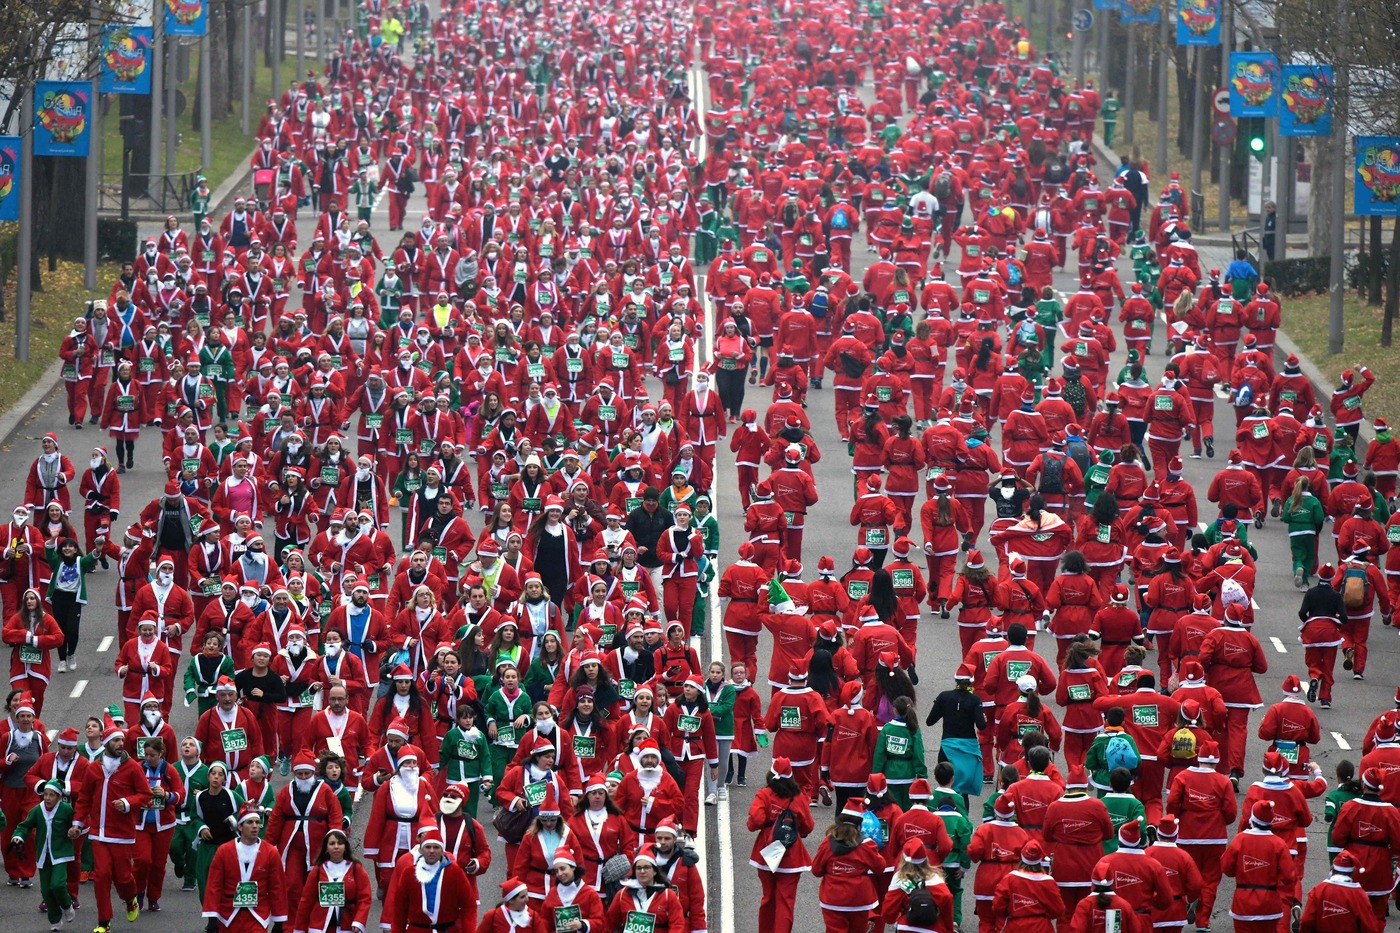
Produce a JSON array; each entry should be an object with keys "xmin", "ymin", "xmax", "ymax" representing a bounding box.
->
[
  {"xmin": 438, "ymin": 702, "xmax": 493, "ymax": 818},
  {"xmin": 930, "ymin": 764, "xmax": 974, "ymax": 928},
  {"xmin": 170, "ymin": 735, "xmax": 209, "ymax": 892},
  {"xmin": 12, "ymin": 779, "xmax": 74, "ymax": 929},
  {"xmin": 231, "ymin": 755, "xmax": 276, "ymax": 838},
  {"xmin": 872, "ymin": 695, "xmax": 928, "ymax": 809}
]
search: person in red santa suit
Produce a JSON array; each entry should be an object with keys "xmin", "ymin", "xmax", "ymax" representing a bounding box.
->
[
  {"xmin": 71, "ymin": 722, "xmax": 151, "ymax": 932},
  {"xmin": 1164, "ymin": 739, "xmax": 1235, "ymax": 928},
  {"xmin": 201, "ymin": 803, "xmax": 289, "ymax": 933},
  {"xmin": 606, "ymin": 847, "xmax": 687, "ymax": 933},
  {"xmin": 1090, "ymin": 821, "xmax": 1172, "ymax": 927},
  {"xmin": 612, "ymin": 739, "xmax": 684, "ymax": 843},
  {"xmin": 1066, "ymin": 865, "xmax": 1149, "ymax": 933},
  {"xmin": 746, "ymin": 756, "xmax": 813, "ymax": 933},
  {"xmin": 429, "ymin": 782, "xmax": 492, "ymax": 932},
  {"xmin": 539, "ymin": 847, "xmax": 606, "ymax": 933},
  {"xmin": 266, "ymin": 749, "xmax": 345, "ymax": 921},
  {"xmin": 1042, "ymin": 765, "xmax": 1114, "ymax": 921},
  {"xmin": 382, "ymin": 829, "xmax": 474, "ymax": 933},
  {"xmin": 1196, "ymin": 605, "xmax": 1267, "ymax": 783},
  {"xmin": 1298, "ymin": 849, "xmax": 1384, "ymax": 933},
  {"xmin": 0, "ymin": 691, "xmax": 45, "ymax": 884},
  {"xmin": 364, "ymin": 748, "xmax": 435, "ymax": 895},
  {"xmin": 195, "ymin": 676, "xmax": 266, "ymax": 780},
  {"xmin": 1221, "ymin": 800, "xmax": 1297, "ymax": 933},
  {"xmin": 763, "ymin": 654, "xmax": 831, "ymax": 801},
  {"xmin": 1324, "ymin": 767, "xmax": 1400, "ymax": 923},
  {"xmin": 1143, "ymin": 815, "xmax": 1203, "ymax": 933},
  {"xmin": 968, "ymin": 795, "xmax": 1031, "ymax": 928},
  {"xmin": 810, "ymin": 797, "xmax": 888, "ymax": 933},
  {"xmin": 565, "ymin": 772, "xmax": 637, "ymax": 888},
  {"xmin": 290, "ymin": 828, "xmax": 373, "ymax": 933},
  {"xmin": 988, "ymin": 840, "xmax": 1064, "ymax": 933}
]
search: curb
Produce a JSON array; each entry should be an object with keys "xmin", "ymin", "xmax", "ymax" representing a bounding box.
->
[{"xmin": 0, "ymin": 360, "xmax": 64, "ymax": 449}]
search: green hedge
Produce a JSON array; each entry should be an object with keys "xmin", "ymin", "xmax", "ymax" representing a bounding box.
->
[
  {"xmin": 98, "ymin": 218, "xmax": 138, "ymax": 262},
  {"xmin": 1264, "ymin": 256, "xmax": 1331, "ymax": 296}
]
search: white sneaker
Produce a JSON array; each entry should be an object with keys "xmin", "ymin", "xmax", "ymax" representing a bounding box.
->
[
  {"xmin": 704, "ymin": 792, "xmax": 717, "ymax": 806},
  {"xmin": 717, "ymin": 786, "xmax": 728, "ymax": 801},
  {"xmin": 63, "ymin": 906, "xmax": 75, "ymax": 923}
]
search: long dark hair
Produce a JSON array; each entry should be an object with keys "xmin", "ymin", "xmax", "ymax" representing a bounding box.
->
[
  {"xmin": 868, "ymin": 569, "xmax": 898, "ymax": 622},
  {"xmin": 313, "ymin": 829, "xmax": 360, "ymax": 865},
  {"xmin": 808, "ymin": 649, "xmax": 841, "ymax": 699},
  {"xmin": 974, "ymin": 336, "xmax": 995, "ymax": 372},
  {"xmin": 1090, "ymin": 495, "xmax": 1119, "ymax": 525}
]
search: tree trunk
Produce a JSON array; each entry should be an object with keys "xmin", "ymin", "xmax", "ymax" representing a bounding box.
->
[
  {"xmin": 1309, "ymin": 137, "xmax": 1333, "ymax": 258},
  {"xmin": 1384, "ymin": 215, "xmax": 1400, "ymax": 346},
  {"xmin": 209, "ymin": 0, "xmax": 231, "ymax": 120},
  {"xmin": 33, "ymin": 157, "xmax": 87, "ymax": 264},
  {"xmin": 1174, "ymin": 47, "xmax": 1193, "ymax": 155},
  {"xmin": 1370, "ymin": 215, "xmax": 1383, "ymax": 305}
]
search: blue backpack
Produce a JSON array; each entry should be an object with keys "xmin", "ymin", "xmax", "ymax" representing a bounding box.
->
[
  {"xmin": 831, "ymin": 207, "xmax": 852, "ymax": 230},
  {"xmin": 1104, "ymin": 732, "xmax": 1140, "ymax": 774}
]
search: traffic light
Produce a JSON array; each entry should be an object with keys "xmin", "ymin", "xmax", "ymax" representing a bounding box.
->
[{"xmin": 1247, "ymin": 119, "xmax": 1266, "ymax": 161}]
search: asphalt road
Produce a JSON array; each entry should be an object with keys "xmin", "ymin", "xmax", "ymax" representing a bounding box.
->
[{"xmin": 1, "ymin": 55, "xmax": 1392, "ymax": 933}]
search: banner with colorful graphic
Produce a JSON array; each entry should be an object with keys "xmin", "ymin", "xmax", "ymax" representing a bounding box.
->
[
  {"xmin": 0, "ymin": 138, "xmax": 19, "ymax": 222},
  {"xmin": 1175, "ymin": 0, "xmax": 1220, "ymax": 45},
  {"xmin": 164, "ymin": 0, "xmax": 207, "ymax": 36},
  {"xmin": 1355, "ymin": 137, "xmax": 1400, "ymax": 216},
  {"xmin": 1120, "ymin": 0, "xmax": 1160, "ymax": 24},
  {"xmin": 100, "ymin": 26, "xmax": 153, "ymax": 94},
  {"xmin": 1278, "ymin": 64, "xmax": 1333, "ymax": 137},
  {"xmin": 33, "ymin": 81, "xmax": 91, "ymax": 157},
  {"xmin": 1093, "ymin": 0, "xmax": 1121, "ymax": 11},
  {"xmin": 1228, "ymin": 52, "xmax": 1279, "ymax": 118}
]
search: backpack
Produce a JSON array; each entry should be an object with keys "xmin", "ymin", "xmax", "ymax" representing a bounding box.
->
[
  {"xmin": 840, "ymin": 351, "xmax": 868, "ymax": 380},
  {"xmin": 1343, "ymin": 564, "xmax": 1370, "ymax": 610},
  {"xmin": 1103, "ymin": 732, "xmax": 1140, "ymax": 773},
  {"xmin": 905, "ymin": 882, "xmax": 941, "ymax": 926},
  {"xmin": 830, "ymin": 207, "xmax": 852, "ymax": 230},
  {"xmin": 1039, "ymin": 454, "xmax": 1065, "ymax": 495},
  {"xmin": 932, "ymin": 172, "xmax": 953, "ymax": 201},
  {"xmin": 773, "ymin": 807, "xmax": 800, "ymax": 849},
  {"xmin": 809, "ymin": 289, "xmax": 829, "ymax": 319},
  {"xmin": 860, "ymin": 809, "xmax": 887, "ymax": 847},
  {"xmin": 1065, "ymin": 438, "xmax": 1091, "ymax": 475},
  {"xmin": 1169, "ymin": 727, "xmax": 1199, "ymax": 760}
]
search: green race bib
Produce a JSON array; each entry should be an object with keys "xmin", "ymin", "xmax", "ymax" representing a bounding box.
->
[
  {"xmin": 847, "ymin": 580, "xmax": 870, "ymax": 600},
  {"xmin": 1006, "ymin": 660, "xmax": 1032, "ymax": 681},
  {"xmin": 318, "ymin": 882, "xmax": 345, "ymax": 908},
  {"xmin": 886, "ymin": 733, "xmax": 909, "ymax": 755},
  {"xmin": 865, "ymin": 528, "xmax": 887, "ymax": 547},
  {"xmin": 618, "ymin": 680, "xmax": 637, "ymax": 701},
  {"xmin": 554, "ymin": 905, "xmax": 582, "ymax": 931},
  {"xmin": 779, "ymin": 706, "xmax": 801, "ymax": 729},
  {"xmin": 623, "ymin": 912, "xmax": 656, "ymax": 933},
  {"xmin": 1131, "ymin": 705, "xmax": 1159, "ymax": 727},
  {"xmin": 678, "ymin": 715, "xmax": 702, "ymax": 734},
  {"xmin": 523, "ymin": 780, "xmax": 548, "ymax": 808},
  {"xmin": 891, "ymin": 568, "xmax": 914, "ymax": 591},
  {"xmin": 365, "ymin": 413, "xmax": 384, "ymax": 430},
  {"xmin": 1068, "ymin": 684, "xmax": 1091, "ymax": 702},
  {"xmin": 221, "ymin": 728, "xmax": 249, "ymax": 752},
  {"xmin": 19, "ymin": 645, "xmax": 42, "ymax": 666},
  {"xmin": 233, "ymin": 881, "xmax": 259, "ymax": 908},
  {"xmin": 182, "ymin": 458, "xmax": 201, "ymax": 475},
  {"xmin": 573, "ymin": 735, "xmax": 597, "ymax": 758}
]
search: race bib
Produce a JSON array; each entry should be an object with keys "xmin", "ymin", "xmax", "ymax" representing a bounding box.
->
[
  {"xmin": 573, "ymin": 735, "xmax": 596, "ymax": 758},
  {"xmin": 1153, "ymin": 394, "xmax": 1174, "ymax": 411},
  {"xmin": 204, "ymin": 364, "xmax": 223, "ymax": 379},
  {"xmin": 1344, "ymin": 395, "xmax": 1361, "ymax": 410},
  {"xmin": 433, "ymin": 546, "xmax": 448, "ymax": 563},
  {"xmin": 846, "ymin": 579, "xmax": 869, "ymax": 600},
  {"xmin": 618, "ymin": 680, "xmax": 637, "ymax": 701},
  {"xmin": 19, "ymin": 645, "xmax": 42, "ymax": 666},
  {"xmin": 678, "ymin": 715, "xmax": 702, "ymax": 734},
  {"xmin": 320, "ymin": 466, "xmax": 341, "ymax": 486},
  {"xmin": 528, "ymin": 363, "xmax": 546, "ymax": 380},
  {"xmin": 1251, "ymin": 423, "xmax": 1269, "ymax": 439},
  {"xmin": 1131, "ymin": 705, "xmax": 1160, "ymax": 727},
  {"xmin": 669, "ymin": 346, "xmax": 685, "ymax": 362},
  {"xmin": 117, "ymin": 395, "xmax": 136, "ymax": 413},
  {"xmin": 1006, "ymin": 660, "xmax": 1032, "ymax": 681},
  {"xmin": 1097, "ymin": 524, "xmax": 1113, "ymax": 544},
  {"xmin": 491, "ymin": 483, "xmax": 510, "ymax": 501},
  {"xmin": 318, "ymin": 882, "xmax": 345, "ymax": 908},
  {"xmin": 523, "ymin": 497, "xmax": 542, "ymax": 512},
  {"xmin": 566, "ymin": 357, "xmax": 584, "ymax": 373},
  {"xmin": 623, "ymin": 912, "xmax": 656, "ymax": 933},
  {"xmin": 395, "ymin": 428, "xmax": 413, "ymax": 446},
  {"xmin": 233, "ymin": 881, "xmax": 259, "ymax": 908},
  {"xmin": 139, "ymin": 358, "xmax": 157, "ymax": 373},
  {"xmin": 458, "ymin": 740, "xmax": 479, "ymax": 760},
  {"xmin": 554, "ymin": 905, "xmax": 583, "ymax": 932},
  {"xmin": 1067, "ymin": 684, "xmax": 1091, "ymax": 702},
  {"xmin": 865, "ymin": 528, "xmax": 887, "ymax": 547},
  {"xmin": 876, "ymin": 385, "xmax": 892, "ymax": 402},
  {"xmin": 886, "ymin": 734, "xmax": 909, "ymax": 755},
  {"xmin": 203, "ymin": 579, "xmax": 223, "ymax": 596},
  {"xmin": 365, "ymin": 413, "xmax": 384, "ymax": 430},
  {"xmin": 182, "ymin": 458, "xmax": 201, "ymax": 475},
  {"xmin": 221, "ymin": 728, "xmax": 249, "ymax": 752},
  {"xmin": 891, "ymin": 568, "xmax": 914, "ymax": 591},
  {"xmin": 719, "ymin": 357, "xmax": 737, "ymax": 370},
  {"xmin": 523, "ymin": 780, "xmax": 548, "ymax": 808},
  {"xmin": 598, "ymin": 405, "xmax": 617, "ymax": 421},
  {"xmin": 779, "ymin": 706, "xmax": 801, "ymax": 729}
]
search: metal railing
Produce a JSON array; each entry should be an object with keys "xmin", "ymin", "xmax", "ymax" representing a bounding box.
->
[
  {"xmin": 1233, "ymin": 229, "xmax": 1261, "ymax": 267},
  {"xmin": 98, "ymin": 169, "xmax": 202, "ymax": 215}
]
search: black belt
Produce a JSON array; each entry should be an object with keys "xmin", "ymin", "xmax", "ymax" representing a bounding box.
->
[
  {"xmin": 1350, "ymin": 838, "xmax": 1391, "ymax": 847},
  {"xmin": 730, "ymin": 598, "xmax": 756, "ymax": 603},
  {"xmin": 1237, "ymin": 884, "xmax": 1274, "ymax": 890}
]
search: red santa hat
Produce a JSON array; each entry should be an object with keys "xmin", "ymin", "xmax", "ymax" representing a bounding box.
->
[
  {"xmin": 385, "ymin": 719, "xmax": 412, "ymax": 741},
  {"xmin": 866, "ymin": 773, "xmax": 888, "ymax": 796},
  {"xmin": 1281, "ymin": 675, "xmax": 1302, "ymax": 695},
  {"xmin": 1331, "ymin": 850, "xmax": 1358, "ymax": 875},
  {"xmin": 964, "ymin": 550, "xmax": 985, "ymax": 570},
  {"xmin": 954, "ymin": 663, "xmax": 976, "ymax": 682},
  {"xmin": 499, "ymin": 877, "xmax": 529, "ymax": 901},
  {"xmin": 291, "ymin": 750, "xmax": 318, "ymax": 774},
  {"xmin": 770, "ymin": 757, "xmax": 793, "ymax": 779},
  {"xmin": 993, "ymin": 796, "xmax": 1016, "ymax": 820},
  {"xmin": 908, "ymin": 779, "xmax": 931, "ymax": 801},
  {"xmin": 537, "ymin": 783, "xmax": 562, "ymax": 818},
  {"xmin": 236, "ymin": 803, "xmax": 263, "ymax": 826},
  {"xmin": 1197, "ymin": 740, "xmax": 1221, "ymax": 763},
  {"xmin": 1362, "ymin": 767, "xmax": 1384, "ymax": 792},
  {"xmin": 1118, "ymin": 821, "xmax": 1144, "ymax": 849},
  {"xmin": 840, "ymin": 798, "xmax": 866, "ymax": 821},
  {"xmin": 901, "ymin": 839, "xmax": 928, "ymax": 865},
  {"xmin": 56, "ymin": 727, "xmax": 79, "ymax": 746},
  {"xmin": 1022, "ymin": 840, "xmax": 1048, "ymax": 866},
  {"xmin": 1250, "ymin": 800, "xmax": 1275, "ymax": 829}
]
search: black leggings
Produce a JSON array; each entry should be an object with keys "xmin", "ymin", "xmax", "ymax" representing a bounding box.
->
[
  {"xmin": 50, "ymin": 589, "xmax": 82, "ymax": 661},
  {"xmin": 716, "ymin": 367, "xmax": 747, "ymax": 418},
  {"xmin": 117, "ymin": 439, "xmax": 136, "ymax": 464}
]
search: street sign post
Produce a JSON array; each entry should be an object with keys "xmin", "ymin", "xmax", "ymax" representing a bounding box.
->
[
  {"xmin": 1212, "ymin": 87, "xmax": 1231, "ymax": 115},
  {"xmin": 1211, "ymin": 117, "xmax": 1237, "ymax": 146},
  {"xmin": 1073, "ymin": 9, "xmax": 1093, "ymax": 30}
]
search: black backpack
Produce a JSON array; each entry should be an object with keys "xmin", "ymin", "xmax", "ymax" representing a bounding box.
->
[
  {"xmin": 1039, "ymin": 454, "xmax": 1065, "ymax": 495},
  {"xmin": 906, "ymin": 882, "xmax": 940, "ymax": 925},
  {"xmin": 773, "ymin": 807, "xmax": 800, "ymax": 849}
]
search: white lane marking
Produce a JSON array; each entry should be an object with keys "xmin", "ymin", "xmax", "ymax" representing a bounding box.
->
[
  {"xmin": 1333, "ymin": 732, "xmax": 1351, "ymax": 750},
  {"xmin": 692, "ymin": 55, "xmax": 733, "ymax": 933},
  {"xmin": 97, "ymin": 636, "xmax": 113, "ymax": 653},
  {"xmin": 1251, "ymin": 599, "xmax": 1259, "ymax": 610},
  {"xmin": 1269, "ymin": 637, "xmax": 1287, "ymax": 654},
  {"xmin": 354, "ymin": 785, "xmax": 363, "ymax": 803},
  {"xmin": 1197, "ymin": 523, "xmax": 1208, "ymax": 533},
  {"xmin": 71, "ymin": 679, "xmax": 88, "ymax": 698}
]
